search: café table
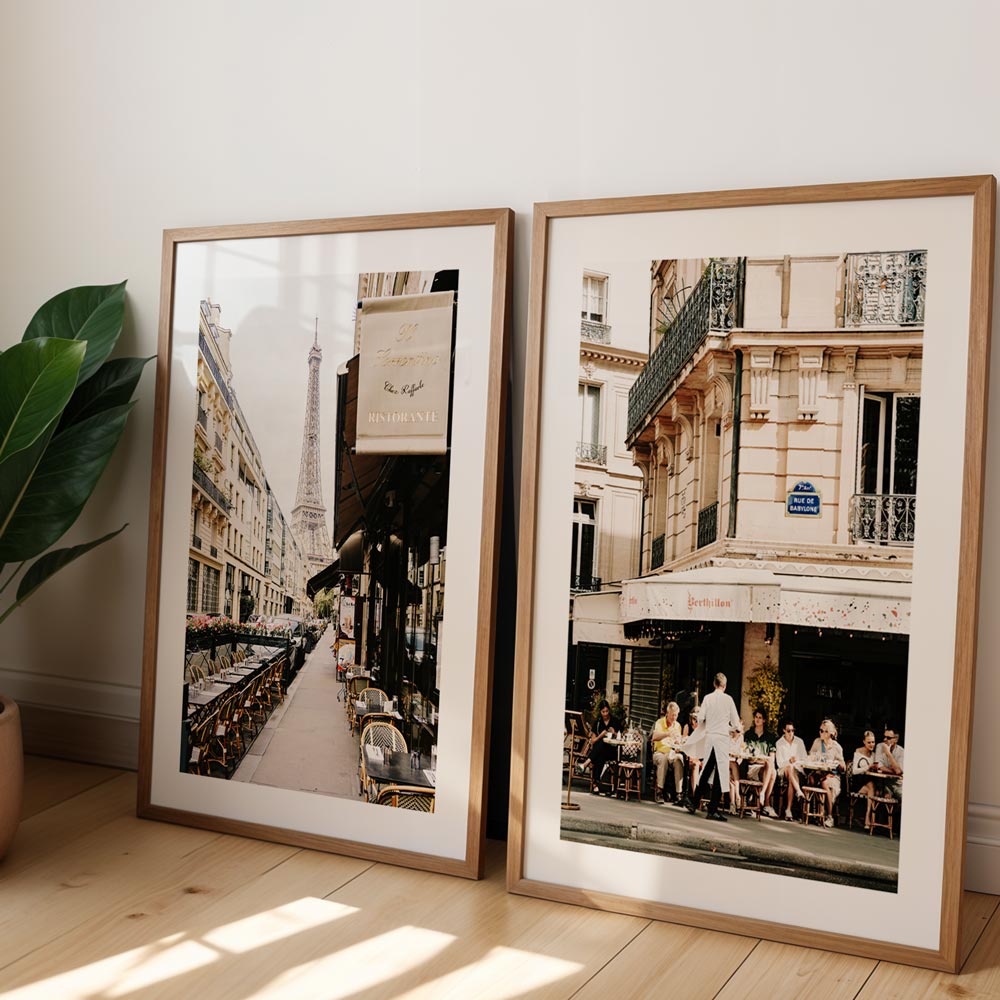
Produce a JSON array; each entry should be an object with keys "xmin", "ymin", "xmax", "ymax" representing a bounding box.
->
[
  {"xmin": 363, "ymin": 747, "xmax": 435, "ymax": 791},
  {"xmin": 188, "ymin": 682, "xmax": 230, "ymax": 707}
]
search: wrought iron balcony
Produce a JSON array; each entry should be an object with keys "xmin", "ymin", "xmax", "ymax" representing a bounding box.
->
[
  {"xmin": 197, "ymin": 407, "xmax": 208, "ymax": 431},
  {"xmin": 845, "ymin": 251, "xmax": 927, "ymax": 327},
  {"xmin": 651, "ymin": 533, "xmax": 665, "ymax": 569},
  {"xmin": 850, "ymin": 494, "xmax": 916, "ymax": 545},
  {"xmin": 576, "ymin": 441, "xmax": 607, "ymax": 465},
  {"xmin": 193, "ymin": 463, "xmax": 231, "ymax": 513},
  {"xmin": 192, "ymin": 535, "xmax": 202, "ymax": 550},
  {"xmin": 580, "ymin": 319, "xmax": 611, "ymax": 345},
  {"xmin": 210, "ymin": 545, "xmax": 218, "ymax": 558},
  {"xmin": 697, "ymin": 501, "xmax": 719, "ymax": 549},
  {"xmin": 214, "ymin": 432, "xmax": 223, "ymax": 455},
  {"xmin": 198, "ymin": 331, "xmax": 233, "ymax": 407},
  {"xmin": 627, "ymin": 259, "xmax": 745, "ymax": 439},
  {"xmin": 570, "ymin": 574, "xmax": 602, "ymax": 592}
]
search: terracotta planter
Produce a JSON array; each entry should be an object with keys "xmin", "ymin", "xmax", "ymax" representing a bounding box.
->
[{"xmin": 0, "ymin": 695, "xmax": 23, "ymax": 861}]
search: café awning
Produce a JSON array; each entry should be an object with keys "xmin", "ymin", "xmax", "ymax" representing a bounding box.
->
[
  {"xmin": 573, "ymin": 566, "xmax": 911, "ymax": 643},
  {"xmin": 621, "ymin": 567, "xmax": 782, "ymax": 624}
]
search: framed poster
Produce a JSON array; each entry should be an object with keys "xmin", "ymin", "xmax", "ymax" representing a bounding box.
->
[
  {"xmin": 508, "ymin": 177, "xmax": 994, "ymax": 967},
  {"xmin": 139, "ymin": 208, "xmax": 512, "ymax": 877}
]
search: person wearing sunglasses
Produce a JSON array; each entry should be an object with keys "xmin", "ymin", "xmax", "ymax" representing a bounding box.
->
[
  {"xmin": 808, "ymin": 719, "xmax": 845, "ymax": 826},
  {"xmin": 774, "ymin": 721, "xmax": 808, "ymax": 820}
]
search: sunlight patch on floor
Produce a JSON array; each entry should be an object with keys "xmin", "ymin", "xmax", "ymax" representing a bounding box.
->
[
  {"xmin": 242, "ymin": 925, "xmax": 456, "ymax": 999},
  {"xmin": 396, "ymin": 945, "xmax": 585, "ymax": 999},
  {"xmin": 0, "ymin": 897, "xmax": 359, "ymax": 1000}
]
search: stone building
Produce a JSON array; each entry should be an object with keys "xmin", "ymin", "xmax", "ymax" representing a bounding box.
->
[
  {"xmin": 188, "ymin": 300, "xmax": 309, "ymax": 622},
  {"xmin": 571, "ymin": 252, "xmax": 923, "ymax": 742},
  {"xmin": 566, "ymin": 268, "xmax": 648, "ymax": 710}
]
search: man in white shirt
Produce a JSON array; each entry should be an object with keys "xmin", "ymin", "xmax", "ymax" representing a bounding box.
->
[
  {"xmin": 684, "ymin": 672, "xmax": 741, "ymax": 822},
  {"xmin": 874, "ymin": 725, "xmax": 904, "ymax": 799},
  {"xmin": 774, "ymin": 721, "xmax": 809, "ymax": 820}
]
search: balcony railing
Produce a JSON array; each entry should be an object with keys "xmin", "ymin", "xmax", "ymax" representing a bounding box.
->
[
  {"xmin": 845, "ymin": 251, "xmax": 927, "ymax": 327},
  {"xmin": 198, "ymin": 331, "xmax": 233, "ymax": 407},
  {"xmin": 214, "ymin": 432, "xmax": 223, "ymax": 455},
  {"xmin": 193, "ymin": 463, "xmax": 230, "ymax": 513},
  {"xmin": 697, "ymin": 501, "xmax": 719, "ymax": 549},
  {"xmin": 580, "ymin": 320, "xmax": 611, "ymax": 345},
  {"xmin": 628, "ymin": 259, "xmax": 745, "ymax": 438},
  {"xmin": 651, "ymin": 533, "xmax": 665, "ymax": 569},
  {"xmin": 196, "ymin": 407, "xmax": 208, "ymax": 431},
  {"xmin": 850, "ymin": 494, "xmax": 916, "ymax": 545},
  {"xmin": 576, "ymin": 441, "xmax": 607, "ymax": 465},
  {"xmin": 570, "ymin": 574, "xmax": 602, "ymax": 592},
  {"xmin": 192, "ymin": 535, "xmax": 202, "ymax": 550}
]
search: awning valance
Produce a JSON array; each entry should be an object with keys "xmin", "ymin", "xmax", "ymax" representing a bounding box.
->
[
  {"xmin": 572, "ymin": 566, "xmax": 911, "ymax": 643},
  {"xmin": 621, "ymin": 567, "xmax": 782, "ymax": 624}
]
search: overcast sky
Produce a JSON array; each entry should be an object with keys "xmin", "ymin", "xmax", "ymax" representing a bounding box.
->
[{"xmin": 191, "ymin": 245, "xmax": 360, "ymax": 533}]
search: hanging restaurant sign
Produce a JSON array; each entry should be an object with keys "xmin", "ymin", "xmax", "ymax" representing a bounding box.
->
[{"xmin": 356, "ymin": 290, "xmax": 455, "ymax": 455}]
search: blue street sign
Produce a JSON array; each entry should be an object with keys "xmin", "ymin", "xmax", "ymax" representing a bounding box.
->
[{"xmin": 786, "ymin": 480, "xmax": 821, "ymax": 516}]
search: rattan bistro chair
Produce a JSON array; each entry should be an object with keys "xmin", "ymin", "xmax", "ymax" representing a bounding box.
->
[
  {"xmin": 738, "ymin": 778, "xmax": 765, "ymax": 820},
  {"xmin": 360, "ymin": 721, "xmax": 407, "ymax": 799},
  {"xmin": 187, "ymin": 709, "xmax": 219, "ymax": 775},
  {"xmin": 375, "ymin": 785, "xmax": 435, "ymax": 812},
  {"xmin": 353, "ymin": 687, "xmax": 389, "ymax": 734},
  {"xmin": 615, "ymin": 728, "xmax": 644, "ymax": 801}
]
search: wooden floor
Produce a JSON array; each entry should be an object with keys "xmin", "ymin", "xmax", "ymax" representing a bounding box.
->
[{"xmin": 2, "ymin": 757, "xmax": 999, "ymax": 1000}]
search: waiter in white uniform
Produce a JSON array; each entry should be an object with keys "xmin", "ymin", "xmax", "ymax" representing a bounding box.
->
[{"xmin": 685, "ymin": 672, "xmax": 742, "ymax": 822}]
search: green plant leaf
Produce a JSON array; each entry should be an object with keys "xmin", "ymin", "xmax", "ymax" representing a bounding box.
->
[
  {"xmin": 0, "ymin": 338, "xmax": 86, "ymax": 464},
  {"xmin": 0, "ymin": 403, "xmax": 134, "ymax": 562},
  {"xmin": 0, "ymin": 525, "xmax": 127, "ymax": 625},
  {"xmin": 22, "ymin": 281, "xmax": 128, "ymax": 384},
  {"xmin": 59, "ymin": 355, "xmax": 153, "ymax": 428}
]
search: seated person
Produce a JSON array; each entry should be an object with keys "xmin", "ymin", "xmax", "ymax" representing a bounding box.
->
[
  {"xmin": 774, "ymin": 720, "xmax": 808, "ymax": 820},
  {"xmin": 743, "ymin": 708, "xmax": 778, "ymax": 818},
  {"xmin": 852, "ymin": 730, "xmax": 877, "ymax": 827},
  {"xmin": 684, "ymin": 710, "xmax": 702, "ymax": 798},
  {"xmin": 576, "ymin": 699, "xmax": 619, "ymax": 794},
  {"xmin": 650, "ymin": 701, "xmax": 684, "ymax": 804},
  {"xmin": 874, "ymin": 725, "xmax": 904, "ymax": 799},
  {"xmin": 808, "ymin": 719, "xmax": 846, "ymax": 827},
  {"xmin": 728, "ymin": 727, "xmax": 744, "ymax": 815}
]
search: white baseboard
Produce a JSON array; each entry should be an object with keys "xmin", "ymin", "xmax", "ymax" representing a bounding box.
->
[
  {"xmin": 18, "ymin": 704, "xmax": 139, "ymax": 770},
  {"xmin": 966, "ymin": 802, "xmax": 1000, "ymax": 894},
  {"xmin": 0, "ymin": 667, "xmax": 139, "ymax": 721},
  {"xmin": 0, "ymin": 668, "xmax": 140, "ymax": 770}
]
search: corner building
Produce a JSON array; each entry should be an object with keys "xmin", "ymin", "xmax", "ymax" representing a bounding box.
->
[{"xmin": 572, "ymin": 252, "xmax": 923, "ymax": 746}]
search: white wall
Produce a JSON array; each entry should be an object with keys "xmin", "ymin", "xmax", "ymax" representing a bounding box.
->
[{"xmin": 2, "ymin": 0, "xmax": 1000, "ymax": 888}]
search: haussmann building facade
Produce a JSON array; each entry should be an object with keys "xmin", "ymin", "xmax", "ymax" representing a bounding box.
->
[{"xmin": 570, "ymin": 251, "xmax": 923, "ymax": 747}]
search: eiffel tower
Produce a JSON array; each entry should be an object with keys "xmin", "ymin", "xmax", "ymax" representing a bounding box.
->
[{"xmin": 291, "ymin": 321, "xmax": 332, "ymax": 582}]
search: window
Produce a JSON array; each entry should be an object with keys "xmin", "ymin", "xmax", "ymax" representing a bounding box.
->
[
  {"xmin": 581, "ymin": 273, "xmax": 608, "ymax": 323},
  {"xmin": 578, "ymin": 384, "xmax": 601, "ymax": 446},
  {"xmin": 853, "ymin": 391, "xmax": 920, "ymax": 545},
  {"xmin": 571, "ymin": 499, "xmax": 597, "ymax": 589},
  {"xmin": 857, "ymin": 392, "xmax": 920, "ymax": 496},
  {"xmin": 187, "ymin": 559, "xmax": 200, "ymax": 613},
  {"xmin": 201, "ymin": 566, "xmax": 220, "ymax": 613}
]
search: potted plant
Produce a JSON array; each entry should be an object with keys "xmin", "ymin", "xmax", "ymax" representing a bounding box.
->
[{"xmin": 0, "ymin": 282, "xmax": 149, "ymax": 859}]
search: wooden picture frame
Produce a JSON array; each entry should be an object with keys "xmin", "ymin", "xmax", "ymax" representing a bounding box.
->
[
  {"xmin": 139, "ymin": 208, "xmax": 512, "ymax": 878},
  {"xmin": 508, "ymin": 177, "xmax": 994, "ymax": 968}
]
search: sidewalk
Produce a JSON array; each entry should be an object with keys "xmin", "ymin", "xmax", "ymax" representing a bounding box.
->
[
  {"xmin": 560, "ymin": 788, "xmax": 899, "ymax": 889},
  {"xmin": 231, "ymin": 625, "xmax": 361, "ymax": 799}
]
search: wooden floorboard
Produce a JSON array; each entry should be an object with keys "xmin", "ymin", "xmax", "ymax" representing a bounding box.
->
[
  {"xmin": 0, "ymin": 757, "xmax": 997, "ymax": 1000},
  {"xmin": 569, "ymin": 920, "xmax": 757, "ymax": 1000},
  {"xmin": 20, "ymin": 755, "xmax": 122, "ymax": 820}
]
